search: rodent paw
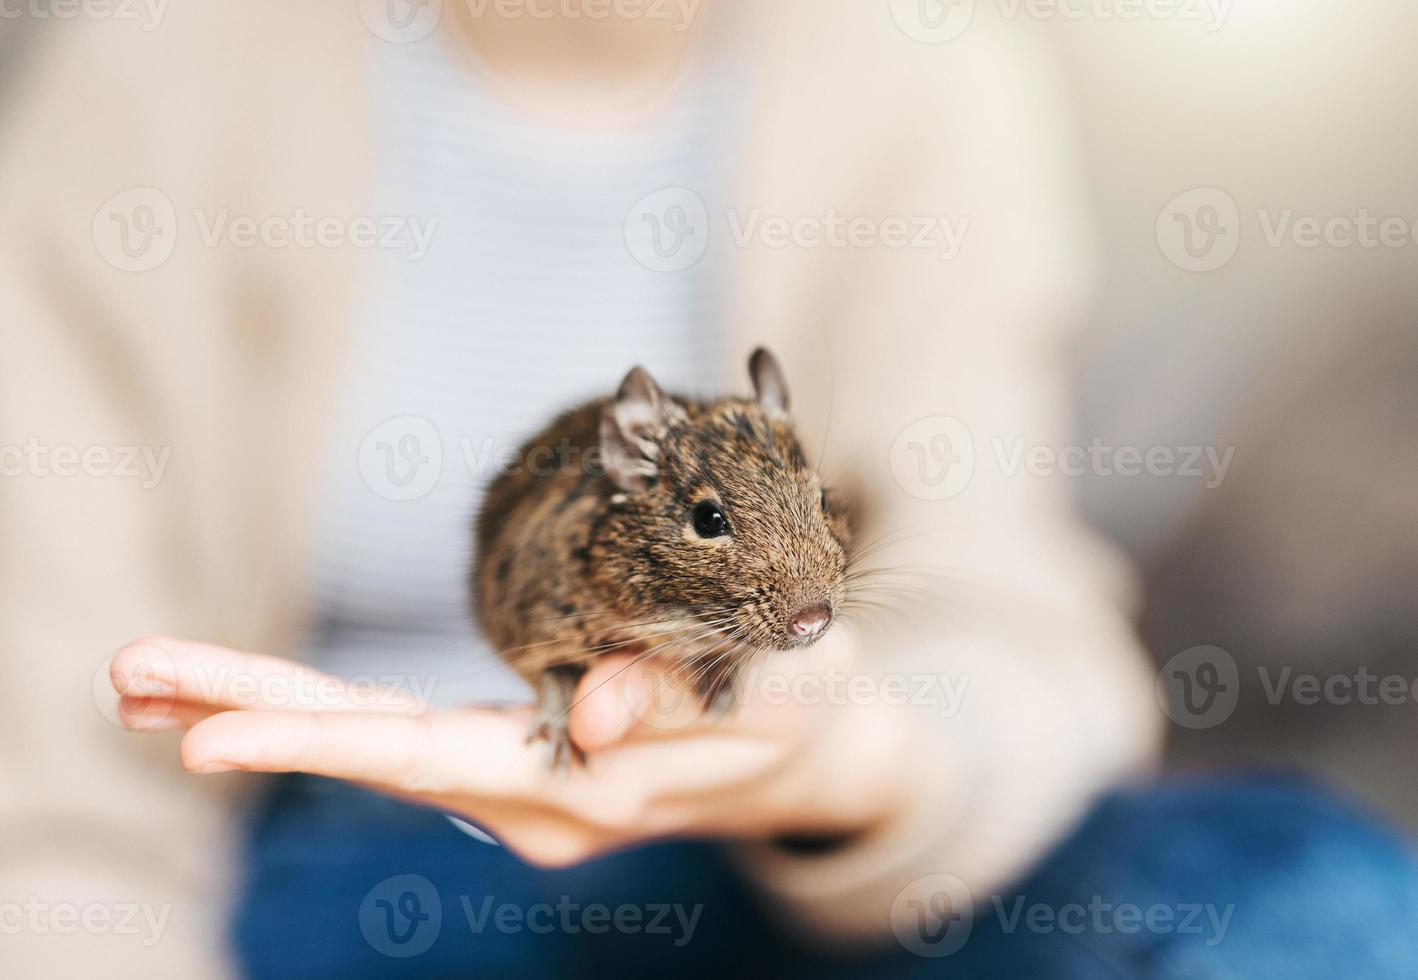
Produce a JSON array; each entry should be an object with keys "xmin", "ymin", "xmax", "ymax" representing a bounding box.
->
[{"xmin": 525, "ymin": 719, "xmax": 588, "ymax": 774}]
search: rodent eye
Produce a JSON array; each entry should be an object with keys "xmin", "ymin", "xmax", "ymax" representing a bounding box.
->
[{"xmin": 691, "ymin": 501, "xmax": 729, "ymax": 538}]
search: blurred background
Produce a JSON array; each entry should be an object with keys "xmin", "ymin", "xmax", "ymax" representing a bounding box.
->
[
  {"xmin": 0, "ymin": 0, "xmax": 1411, "ymax": 777},
  {"xmin": 1036, "ymin": 4, "xmax": 1418, "ymax": 827},
  {"xmin": 2, "ymin": 3, "xmax": 1416, "ymax": 978},
  {"xmin": 2, "ymin": 1, "xmax": 1413, "ymax": 821},
  {"xmin": 2, "ymin": 0, "xmax": 1415, "ymax": 931}
]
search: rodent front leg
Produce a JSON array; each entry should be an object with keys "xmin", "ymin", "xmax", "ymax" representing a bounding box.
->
[{"xmin": 527, "ymin": 663, "xmax": 589, "ymax": 772}]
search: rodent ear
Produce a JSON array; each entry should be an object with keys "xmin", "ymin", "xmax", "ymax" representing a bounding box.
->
[
  {"xmin": 600, "ymin": 366, "xmax": 668, "ymax": 492},
  {"xmin": 749, "ymin": 347, "xmax": 790, "ymax": 421}
]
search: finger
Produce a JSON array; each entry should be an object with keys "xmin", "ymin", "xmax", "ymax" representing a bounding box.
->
[
  {"xmin": 111, "ymin": 637, "xmax": 425, "ymax": 715},
  {"xmin": 569, "ymin": 655, "xmax": 712, "ymax": 751},
  {"xmin": 179, "ymin": 707, "xmax": 542, "ymax": 798},
  {"xmin": 495, "ymin": 818, "xmax": 611, "ymax": 870},
  {"xmin": 118, "ymin": 695, "xmax": 219, "ymax": 733},
  {"xmin": 566, "ymin": 654, "xmax": 639, "ymax": 751}
]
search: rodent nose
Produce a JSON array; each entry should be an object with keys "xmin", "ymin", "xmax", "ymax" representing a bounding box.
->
[{"xmin": 790, "ymin": 604, "xmax": 832, "ymax": 638}]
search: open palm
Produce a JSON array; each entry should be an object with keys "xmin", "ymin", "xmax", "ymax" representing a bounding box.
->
[{"xmin": 110, "ymin": 634, "xmax": 905, "ymax": 866}]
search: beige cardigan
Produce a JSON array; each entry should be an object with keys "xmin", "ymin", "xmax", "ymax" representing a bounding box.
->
[{"xmin": 0, "ymin": 2, "xmax": 1160, "ymax": 974}]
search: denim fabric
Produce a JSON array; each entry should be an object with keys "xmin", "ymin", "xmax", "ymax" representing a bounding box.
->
[{"xmin": 233, "ymin": 774, "xmax": 1418, "ymax": 979}]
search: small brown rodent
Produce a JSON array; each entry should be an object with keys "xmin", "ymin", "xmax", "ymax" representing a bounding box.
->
[{"xmin": 472, "ymin": 349, "xmax": 852, "ymax": 768}]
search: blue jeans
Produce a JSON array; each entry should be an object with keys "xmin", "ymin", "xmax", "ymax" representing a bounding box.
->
[{"xmin": 233, "ymin": 774, "xmax": 1418, "ymax": 978}]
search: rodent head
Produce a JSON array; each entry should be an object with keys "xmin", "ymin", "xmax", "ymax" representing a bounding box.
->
[{"xmin": 590, "ymin": 348, "xmax": 851, "ymax": 654}]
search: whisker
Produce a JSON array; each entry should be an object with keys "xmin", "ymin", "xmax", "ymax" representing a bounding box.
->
[
  {"xmin": 551, "ymin": 620, "xmax": 741, "ymax": 726},
  {"xmin": 674, "ymin": 627, "xmax": 750, "ymax": 690},
  {"xmin": 813, "ymin": 367, "xmax": 837, "ymax": 480},
  {"xmin": 528, "ymin": 603, "xmax": 735, "ymax": 627},
  {"xmin": 449, "ymin": 613, "xmax": 739, "ymax": 687},
  {"xmin": 496, "ymin": 615, "xmax": 736, "ymax": 661}
]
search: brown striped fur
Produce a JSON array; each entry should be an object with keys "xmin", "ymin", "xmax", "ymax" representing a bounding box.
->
[{"xmin": 471, "ymin": 349, "xmax": 851, "ymax": 766}]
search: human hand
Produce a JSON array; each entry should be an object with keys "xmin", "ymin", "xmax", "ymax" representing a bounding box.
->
[{"xmin": 109, "ymin": 634, "xmax": 910, "ymax": 866}]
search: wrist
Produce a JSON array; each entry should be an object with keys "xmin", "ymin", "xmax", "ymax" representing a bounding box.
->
[
  {"xmin": 774, "ymin": 691, "xmax": 919, "ymax": 841},
  {"xmin": 727, "ymin": 697, "xmax": 976, "ymax": 941}
]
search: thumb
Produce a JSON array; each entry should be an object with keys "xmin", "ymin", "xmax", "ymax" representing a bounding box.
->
[{"xmin": 568, "ymin": 655, "xmax": 707, "ymax": 751}]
